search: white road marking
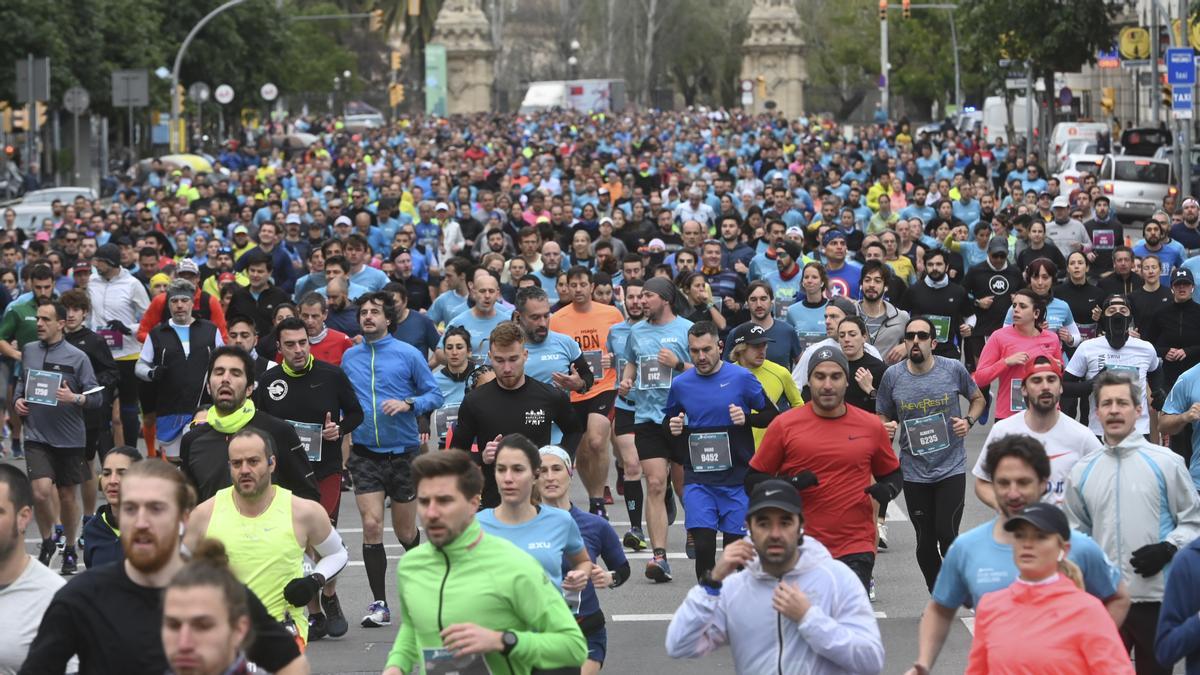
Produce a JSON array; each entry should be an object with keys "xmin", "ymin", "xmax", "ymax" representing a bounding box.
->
[
  {"xmin": 612, "ymin": 611, "xmax": 888, "ymax": 622},
  {"xmin": 961, "ymin": 617, "xmax": 975, "ymax": 635}
]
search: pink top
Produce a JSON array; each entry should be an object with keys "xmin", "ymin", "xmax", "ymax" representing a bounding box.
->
[{"xmin": 972, "ymin": 325, "xmax": 1063, "ymax": 419}]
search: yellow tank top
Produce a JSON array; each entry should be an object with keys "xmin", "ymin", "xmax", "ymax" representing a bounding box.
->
[{"xmin": 207, "ymin": 486, "xmax": 307, "ymax": 642}]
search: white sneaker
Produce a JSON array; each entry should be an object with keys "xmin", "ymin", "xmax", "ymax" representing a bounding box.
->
[
  {"xmin": 877, "ymin": 523, "xmax": 889, "ymax": 550},
  {"xmin": 361, "ymin": 600, "xmax": 391, "ymax": 628}
]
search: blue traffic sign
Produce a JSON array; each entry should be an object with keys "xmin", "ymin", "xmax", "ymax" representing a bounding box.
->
[
  {"xmin": 1168, "ymin": 47, "xmax": 1196, "ymax": 85},
  {"xmin": 1173, "ymin": 87, "xmax": 1193, "ymax": 110}
]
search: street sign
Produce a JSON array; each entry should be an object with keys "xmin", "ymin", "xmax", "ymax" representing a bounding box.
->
[
  {"xmin": 214, "ymin": 84, "xmax": 234, "ymax": 105},
  {"xmin": 15, "ymin": 57, "xmax": 51, "ymax": 104},
  {"xmin": 1005, "ymin": 78, "xmax": 1029, "ymax": 90},
  {"xmin": 1122, "ymin": 59, "xmax": 1151, "ymax": 69},
  {"xmin": 1173, "ymin": 86, "xmax": 1193, "ymax": 119},
  {"xmin": 1059, "ymin": 86, "xmax": 1073, "ymax": 106},
  {"xmin": 188, "ymin": 82, "xmax": 210, "ymax": 103},
  {"xmin": 111, "ymin": 70, "xmax": 149, "ymax": 107},
  {"xmin": 259, "ymin": 82, "xmax": 278, "ymax": 102},
  {"xmin": 1119, "ymin": 26, "xmax": 1151, "ymax": 59},
  {"xmin": 740, "ymin": 79, "xmax": 753, "ymax": 93},
  {"xmin": 741, "ymin": 91, "xmax": 753, "ymax": 106},
  {"xmin": 63, "ymin": 86, "xmax": 89, "ymax": 115},
  {"xmin": 1168, "ymin": 47, "xmax": 1196, "ymax": 85}
]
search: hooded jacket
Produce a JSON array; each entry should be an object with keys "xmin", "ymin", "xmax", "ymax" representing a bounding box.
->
[
  {"xmin": 857, "ymin": 299, "xmax": 908, "ymax": 357},
  {"xmin": 87, "ymin": 267, "xmax": 151, "ymax": 360},
  {"xmin": 665, "ymin": 536, "xmax": 884, "ymax": 675},
  {"xmin": 1156, "ymin": 535, "xmax": 1200, "ymax": 673},
  {"xmin": 1066, "ymin": 434, "xmax": 1200, "ymax": 602},
  {"xmin": 342, "ymin": 334, "xmax": 443, "ymax": 453},
  {"xmin": 966, "ymin": 575, "xmax": 1132, "ymax": 674}
]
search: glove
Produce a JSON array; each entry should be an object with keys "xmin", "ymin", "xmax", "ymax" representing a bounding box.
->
[
  {"xmin": 149, "ymin": 367, "xmax": 166, "ymax": 382},
  {"xmin": 1151, "ymin": 388, "xmax": 1166, "ymax": 411},
  {"xmin": 283, "ymin": 573, "xmax": 324, "ymax": 606},
  {"xmin": 788, "ymin": 470, "xmax": 818, "ymax": 491},
  {"xmin": 864, "ymin": 482, "xmax": 894, "ymax": 504},
  {"xmin": 106, "ymin": 319, "xmax": 132, "ymax": 336},
  {"xmin": 1130, "ymin": 542, "xmax": 1177, "ymax": 577}
]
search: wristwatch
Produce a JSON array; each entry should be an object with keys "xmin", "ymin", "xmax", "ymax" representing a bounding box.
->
[
  {"xmin": 965, "ymin": 416, "xmax": 976, "ymax": 428},
  {"xmin": 403, "ymin": 397, "xmax": 415, "ymax": 408},
  {"xmin": 500, "ymin": 630, "xmax": 518, "ymax": 655},
  {"xmin": 698, "ymin": 571, "xmax": 723, "ymax": 592}
]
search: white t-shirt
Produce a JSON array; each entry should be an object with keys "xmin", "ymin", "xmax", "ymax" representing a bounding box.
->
[
  {"xmin": 1065, "ymin": 337, "xmax": 1161, "ymax": 435},
  {"xmin": 0, "ymin": 556, "xmax": 69, "ymax": 674},
  {"xmin": 973, "ymin": 411, "xmax": 1102, "ymax": 506}
]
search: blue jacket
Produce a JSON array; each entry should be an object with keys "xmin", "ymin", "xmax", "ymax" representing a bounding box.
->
[
  {"xmin": 343, "ymin": 334, "xmax": 443, "ymax": 453},
  {"xmin": 1156, "ymin": 535, "xmax": 1200, "ymax": 674}
]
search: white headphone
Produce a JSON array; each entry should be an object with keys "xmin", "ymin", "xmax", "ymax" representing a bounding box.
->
[
  {"xmin": 1057, "ymin": 551, "xmax": 1065, "ymax": 562},
  {"xmin": 179, "ymin": 523, "xmax": 186, "ymax": 538}
]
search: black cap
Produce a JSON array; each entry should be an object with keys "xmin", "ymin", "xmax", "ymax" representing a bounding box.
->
[
  {"xmin": 1003, "ymin": 502, "xmax": 1070, "ymax": 540},
  {"xmin": 774, "ymin": 239, "xmax": 803, "ymax": 262},
  {"xmin": 730, "ymin": 323, "xmax": 773, "ymax": 347},
  {"xmin": 747, "ymin": 479, "xmax": 803, "ymax": 516},
  {"xmin": 94, "ymin": 243, "xmax": 121, "ymax": 268},
  {"xmin": 1171, "ymin": 268, "xmax": 1195, "ymax": 287},
  {"xmin": 987, "ymin": 237, "xmax": 1009, "ymax": 255}
]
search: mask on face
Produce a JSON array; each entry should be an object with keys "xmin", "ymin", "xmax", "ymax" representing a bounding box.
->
[{"xmin": 1103, "ymin": 312, "xmax": 1129, "ymax": 350}]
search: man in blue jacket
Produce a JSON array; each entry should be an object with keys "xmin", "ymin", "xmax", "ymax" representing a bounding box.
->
[
  {"xmin": 1156, "ymin": 536, "xmax": 1200, "ymax": 674},
  {"xmin": 341, "ymin": 291, "xmax": 442, "ymax": 630}
]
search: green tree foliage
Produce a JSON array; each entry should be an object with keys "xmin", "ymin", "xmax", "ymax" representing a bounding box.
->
[
  {"xmin": 888, "ymin": 10, "xmax": 988, "ymax": 116},
  {"xmin": 662, "ymin": 0, "xmax": 748, "ymax": 107}
]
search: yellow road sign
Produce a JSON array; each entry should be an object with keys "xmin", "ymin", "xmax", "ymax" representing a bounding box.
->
[{"xmin": 1119, "ymin": 26, "xmax": 1151, "ymax": 59}]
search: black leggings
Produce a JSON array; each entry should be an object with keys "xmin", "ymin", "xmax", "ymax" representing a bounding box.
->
[
  {"xmin": 689, "ymin": 528, "xmax": 743, "ymax": 581},
  {"xmin": 903, "ymin": 474, "xmax": 966, "ymax": 592}
]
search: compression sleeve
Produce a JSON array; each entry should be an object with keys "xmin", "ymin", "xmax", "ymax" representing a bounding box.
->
[{"xmin": 313, "ymin": 528, "xmax": 349, "ymax": 582}]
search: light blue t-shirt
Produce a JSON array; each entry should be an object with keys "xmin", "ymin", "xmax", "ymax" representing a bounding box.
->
[
  {"xmin": 523, "ymin": 331, "xmax": 583, "ymax": 385},
  {"xmin": 607, "ymin": 320, "xmax": 636, "ymax": 412},
  {"xmin": 445, "ymin": 306, "xmax": 514, "ymax": 362},
  {"xmin": 351, "ymin": 265, "xmax": 389, "ymax": 293},
  {"xmin": 477, "ymin": 507, "xmax": 585, "ymax": 589},
  {"xmin": 623, "ymin": 316, "xmax": 693, "ymax": 424},
  {"xmin": 1163, "ymin": 361, "xmax": 1200, "ymax": 489},
  {"xmin": 931, "ymin": 518, "xmax": 1122, "ymax": 610},
  {"xmin": 531, "ymin": 270, "xmax": 562, "ymax": 304},
  {"xmin": 1002, "ymin": 296, "xmax": 1076, "ymax": 330},
  {"xmin": 428, "ymin": 290, "xmax": 469, "ymax": 328},
  {"xmin": 433, "ymin": 369, "xmax": 469, "ymax": 408},
  {"xmin": 786, "ymin": 301, "xmax": 828, "ymax": 343}
]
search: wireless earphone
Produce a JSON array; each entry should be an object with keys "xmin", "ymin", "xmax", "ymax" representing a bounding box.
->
[
  {"xmin": 1057, "ymin": 551, "xmax": 1065, "ymax": 562},
  {"xmin": 179, "ymin": 523, "xmax": 186, "ymax": 538}
]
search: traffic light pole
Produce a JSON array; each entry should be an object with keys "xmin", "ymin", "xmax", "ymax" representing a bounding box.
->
[
  {"xmin": 880, "ymin": 1, "xmax": 889, "ymax": 119},
  {"xmin": 1152, "ymin": 0, "xmax": 1161, "ymax": 124},
  {"xmin": 1179, "ymin": 0, "xmax": 1192, "ymax": 197},
  {"xmin": 170, "ymin": 0, "xmax": 250, "ymax": 152}
]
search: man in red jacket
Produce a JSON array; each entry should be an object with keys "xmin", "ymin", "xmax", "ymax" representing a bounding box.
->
[{"xmin": 298, "ymin": 293, "xmax": 355, "ymax": 366}]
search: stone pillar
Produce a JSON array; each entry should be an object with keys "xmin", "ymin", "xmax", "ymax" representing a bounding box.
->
[
  {"xmin": 740, "ymin": 0, "xmax": 807, "ymax": 116},
  {"xmin": 430, "ymin": 0, "xmax": 495, "ymax": 114}
]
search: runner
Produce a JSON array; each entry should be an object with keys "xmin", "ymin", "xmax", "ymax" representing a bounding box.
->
[
  {"xmin": 297, "ymin": 292, "xmax": 355, "ymax": 366},
  {"xmin": 876, "ymin": 316, "xmax": 985, "ymax": 592},
  {"xmin": 727, "ymin": 281, "xmax": 802, "ymax": 369},
  {"xmin": 86, "ymin": 243, "xmax": 150, "ymax": 447},
  {"xmin": 664, "ymin": 321, "xmax": 773, "ymax": 581},
  {"xmin": 665, "ymin": 479, "xmax": 885, "ymax": 674},
  {"xmin": 161, "ymin": 539, "xmax": 257, "ymax": 675},
  {"xmin": 617, "ymin": 276, "xmax": 693, "ymax": 582},
  {"xmin": 431, "ymin": 326, "xmax": 474, "ymax": 448},
  {"xmin": 790, "ymin": 296, "xmax": 882, "ymax": 388},
  {"xmin": 342, "ymin": 291, "xmax": 443, "ymax": 628},
  {"xmin": 900, "ymin": 249, "xmax": 971, "ymax": 361},
  {"xmin": 382, "ymin": 449, "xmax": 587, "ymax": 675},
  {"xmin": 972, "ymin": 288, "xmax": 1063, "ymax": 420},
  {"xmin": 81, "ymin": 445, "xmax": 141, "ymax": 569},
  {"xmin": 185, "ymin": 427, "xmax": 350, "ymax": 645},
  {"xmin": 606, "ymin": 277, "xmax": 648, "ymax": 551},
  {"xmin": 728, "ymin": 322, "xmax": 803, "ymax": 448},
  {"xmin": 550, "ymin": 266, "xmax": 626, "ymax": 518},
  {"xmin": 444, "ymin": 268, "xmax": 513, "ymax": 364}
]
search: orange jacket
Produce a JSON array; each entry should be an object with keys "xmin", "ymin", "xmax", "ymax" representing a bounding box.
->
[
  {"xmin": 136, "ymin": 290, "xmax": 228, "ymax": 344},
  {"xmin": 966, "ymin": 575, "xmax": 1132, "ymax": 675}
]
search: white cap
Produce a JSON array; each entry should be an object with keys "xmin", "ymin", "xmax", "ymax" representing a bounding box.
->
[
  {"xmin": 285, "ymin": 213, "xmax": 302, "ymax": 225},
  {"xmin": 435, "ymin": 201, "xmax": 450, "ymax": 211},
  {"xmin": 334, "ymin": 215, "xmax": 353, "ymax": 227},
  {"xmin": 1052, "ymin": 195, "xmax": 1071, "ymax": 209}
]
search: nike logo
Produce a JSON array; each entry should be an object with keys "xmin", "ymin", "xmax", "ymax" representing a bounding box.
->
[
  {"xmin": 764, "ymin": 489, "xmax": 782, "ymax": 496},
  {"xmin": 720, "ymin": 382, "xmax": 730, "ymax": 387},
  {"xmin": 848, "ymin": 435, "xmax": 868, "ymax": 440},
  {"xmin": 310, "ymin": 383, "xmax": 322, "ymax": 388}
]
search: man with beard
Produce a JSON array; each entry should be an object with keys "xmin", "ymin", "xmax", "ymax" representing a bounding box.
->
[
  {"xmin": 1085, "ymin": 195, "xmax": 1120, "ymax": 277},
  {"xmin": 387, "ymin": 247, "xmax": 431, "ymax": 311},
  {"xmin": 1064, "ymin": 295, "xmax": 1163, "ymax": 440},
  {"xmin": 185, "ymin": 428, "xmax": 349, "ymax": 645},
  {"xmin": 748, "ymin": 219, "xmax": 788, "ymax": 282},
  {"xmin": 532, "ymin": 241, "xmax": 565, "ymax": 304},
  {"xmin": 1135, "ymin": 216, "xmax": 1186, "ymax": 282},
  {"xmin": 21, "ymin": 459, "xmax": 307, "ymax": 674},
  {"xmin": 717, "ymin": 214, "xmax": 754, "ymax": 273},
  {"xmin": 876, "ymin": 317, "xmax": 986, "ymax": 593},
  {"xmin": 900, "ymin": 249, "xmax": 971, "ymax": 361},
  {"xmin": 725, "ymin": 282, "xmax": 803, "ymax": 370},
  {"xmin": 179, "ymin": 347, "xmax": 318, "ymax": 504},
  {"xmin": 323, "ymin": 278, "xmax": 360, "ymax": 337},
  {"xmin": 763, "ymin": 240, "xmax": 806, "ymax": 316},
  {"xmin": 607, "ymin": 278, "xmax": 648, "ymax": 549},
  {"xmin": 855, "ymin": 260, "xmax": 909, "ymax": 363},
  {"xmin": 0, "ymin": 466, "xmax": 72, "ymax": 672},
  {"xmin": 906, "ymin": 434, "xmax": 1128, "ymax": 675},
  {"xmin": 1170, "ymin": 196, "xmax": 1200, "ymax": 252},
  {"xmin": 973, "ymin": 357, "xmax": 1101, "ymax": 507}
]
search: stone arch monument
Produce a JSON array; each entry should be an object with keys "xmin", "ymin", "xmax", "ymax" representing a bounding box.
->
[{"xmin": 740, "ymin": 0, "xmax": 807, "ymax": 116}]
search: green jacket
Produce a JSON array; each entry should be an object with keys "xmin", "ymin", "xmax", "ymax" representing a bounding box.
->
[
  {"xmin": 0, "ymin": 300, "xmax": 39, "ymax": 348},
  {"xmin": 387, "ymin": 518, "xmax": 587, "ymax": 674}
]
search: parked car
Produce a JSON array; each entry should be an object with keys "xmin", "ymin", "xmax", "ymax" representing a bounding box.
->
[
  {"xmin": 1055, "ymin": 154, "xmax": 1105, "ymax": 190},
  {"xmin": 21, "ymin": 186, "xmax": 96, "ymax": 205},
  {"xmin": 1049, "ymin": 122, "xmax": 1109, "ymax": 168},
  {"xmin": 1152, "ymin": 144, "xmax": 1200, "ymax": 197},
  {"xmin": 1119, "ymin": 128, "xmax": 1172, "ymax": 157},
  {"xmin": 1098, "ymin": 155, "xmax": 1176, "ymax": 223},
  {"xmin": 4, "ymin": 203, "xmax": 54, "ymax": 236}
]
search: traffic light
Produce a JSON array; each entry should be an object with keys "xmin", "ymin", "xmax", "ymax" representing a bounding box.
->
[
  {"xmin": 10, "ymin": 105, "xmax": 25, "ymax": 131},
  {"xmin": 391, "ymin": 51, "xmax": 403, "ymax": 71},
  {"xmin": 389, "ymin": 83, "xmax": 405, "ymax": 107},
  {"xmin": 902, "ymin": 0, "xmax": 911, "ymax": 19},
  {"xmin": 879, "ymin": 0, "xmax": 888, "ymax": 21},
  {"xmin": 1101, "ymin": 87, "xmax": 1115, "ymax": 114},
  {"xmin": 369, "ymin": 9, "xmax": 384, "ymax": 31},
  {"xmin": 1164, "ymin": 86, "xmax": 1173, "ymax": 108},
  {"xmin": 407, "ymin": 0, "xmax": 420, "ymax": 17},
  {"xmin": 0, "ymin": 102, "xmax": 9, "ymax": 134}
]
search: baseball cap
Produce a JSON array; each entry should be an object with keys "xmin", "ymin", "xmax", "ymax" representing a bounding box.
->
[
  {"xmin": 775, "ymin": 239, "xmax": 803, "ymax": 261},
  {"xmin": 1023, "ymin": 355, "xmax": 1063, "ymax": 380},
  {"xmin": 785, "ymin": 226, "xmax": 804, "ymax": 238},
  {"xmin": 333, "ymin": 215, "xmax": 353, "ymax": 228},
  {"xmin": 730, "ymin": 323, "xmax": 773, "ymax": 348},
  {"xmin": 233, "ymin": 224, "xmax": 249, "ymax": 235},
  {"xmin": 987, "ymin": 237, "xmax": 1009, "ymax": 255},
  {"xmin": 285, "ymin": 213, "xmax": 302, "ymax": 225},
  {"xmin": 1051, "ymin": 195, "xmax": 1070, "ymax": 209},
  {"xmin": 218, "ymin": 272, "xmax": 236, "ymax": 284},
  {"xmin": 1003, "ymin": 502, "xmax": 1070, "ymax": 540},
  {"xmin": 71, "ymin": 261, "xmax": 92, "ymax": 275},
  {"xmin": 1172, "ymin": 268, "xmax": 1195, "ymax": 286},
  {"xmin": 176, "ymin": 259, "xmax": 200, "ymax": 276},
  {"xmin": 747, "ymin": 479, "xmax": 803, "ymax": 517},
  {"xmin": 807, "ymin": 345, "xmax": 849, "ymax": 379},
  {"xmin": 94, "ymin": 243, "xmax": 121, "ymax": 267},
  {"xmin": 435, "ymin": 202, "xmax": 450, "ymax": 212}
]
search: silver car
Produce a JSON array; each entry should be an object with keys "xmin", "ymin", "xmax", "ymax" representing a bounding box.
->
[{"xmin": 1098, "ymin": 155, "xmax": 1176, "ymax": 223}]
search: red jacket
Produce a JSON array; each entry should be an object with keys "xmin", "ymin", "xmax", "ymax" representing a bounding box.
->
[
  {"xmin": 966, "ymin": 575, "xmax": 1132, "ymax": 674},
  {"xmin": 137, "ymin": 290, "xmax": 228, "ymax": 343}
]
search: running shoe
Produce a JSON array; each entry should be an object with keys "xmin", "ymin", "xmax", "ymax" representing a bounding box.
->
[
  {"xmin": 685, "ymin": 531, "xmax": 696, "ymax": 560},
  {"xmin": 877, "ymin": 523, "xmax": 889, "ymax": 551},
  {"xmin": 645, "ymin": 555, "xmax": 673, "ymax": 583},
  {"xmin": 322, "ymin": 592, "xmax": 349, "ymax": 638},
  {"xmin": 603, "ymin": 485, "xmax": 614, "ymax": 505},
  {"xmin": 37, "ymin": 538, "xmax": 54, "ymax": 566},
  {"xmin": 665, "ymin": 490, "xmax": 677, "ymax": 526},
  {"xmin": 361, "ymin": 600, "xmax": 391, "ymax": 628},
  {"xmin": 61, "ymin": 547, "xmax": 78, "ymax": 576},
  {"xmin": 868, "ymin": 578, "xmax": 877, "ymax": 602},
  {"xmin": 623, "ymin": 528, "xmax": 648, "ymax": 552},
  {"xmin": 307, "ymin": 612, "xmax": 328, "ymax": 642}
]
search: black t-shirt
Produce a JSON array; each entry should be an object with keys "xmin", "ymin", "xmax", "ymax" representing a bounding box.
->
[
  {"xmin": 963, "ymin": 262, "xmax": 1024, "ymax": 333},
  {"xmin": 180, "ymin": 410, "xmax": 320, "ymax": 503},
  {"xmin": 19, "ymin": 560, "xmax": 301, "ymax": 675},
  {"xmin": 846, "ymin": 353, "xmax": 887, "ymax": 413},
  {"xmin": 901, "ymin": 281, "xmax": 971, "ymax": 358},
  {"xmin": 254, "ymin": 360, "xmax": 365, "ymax": 480},
  {"xmin": 451, "ymin": 377, "xmax": 581, "ymax": 508}
]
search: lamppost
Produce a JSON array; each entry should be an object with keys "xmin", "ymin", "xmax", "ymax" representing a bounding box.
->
[{"xmin": 568, "ymin": 39, "xmax": 580, "ymax": 80}]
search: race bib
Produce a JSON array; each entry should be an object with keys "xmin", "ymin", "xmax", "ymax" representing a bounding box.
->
[
  {"xmin": 431, "ymin": 405, "xmax": 460, "ymax": 440},
  {"xmin": 25, "ymin": 369, "xmax": 62, "ymax": 407},
  {"xmin": 583, "ymin": 350, "xmax": 604, "ymax": 379},
  {"xmin": 1105, "ymin": 363, "xmax": 1140, "ymax": 381},
  {"xmin": 422, "ymin": 648, "xmax": 493, "ymax": 675},
  {"xmin": 796, "ymin": 330, "xmax": 826, "ymax": 352},
  {"xmin": 1010, "ymin": 378, "xmax": 1026, "ymax": 412},
  {"xmin": 638, "ymin": 355, "xmax": 673, "ymax": 389},
  {"xmin": 287, "ymin": 420, "xmax": 323, "ymax": 463},
  {"xmin": 903, "ymin": 412, "xmax": 951, "ymax": 456},
  {"xmin": 1092, "ymin": 230, "xmax": 1115, "ymax": 250},
  {"xmin": 1078, "ymin": 323, "xmax": 1098, "ymax": 340},
  {"xmin": 774, "ymin": 297, "xmax": 795, "ymax": 319},
  {"xmin": 927, "ymin": 315, "xmax": 951, "ymax": 343},
  {"xmin": 689, "ymin": 432, "xmax": 732, "ymax": 472},
  {"xmin": 97, "ymin": 329, "xmax": 123, "ymax": 350}
]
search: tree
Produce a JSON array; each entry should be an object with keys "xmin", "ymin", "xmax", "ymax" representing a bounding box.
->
[
  {"xmin": 888, "ymin": 9, "xmax": 988, "ymax": 117},
  {"xmin": 661, "ymin": 0, "xmax": 746, "ymax": 107}
]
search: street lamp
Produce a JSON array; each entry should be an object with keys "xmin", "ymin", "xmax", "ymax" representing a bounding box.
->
[
  {"xmin": 568, "ymin": 40, "xmax": 581, "ymax": 80},
  {"xmin": 170, "ymin": 0, "xmax": 251, "ymax": 152}
]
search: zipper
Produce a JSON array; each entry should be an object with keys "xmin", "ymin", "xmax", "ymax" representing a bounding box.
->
[
  {"xmin": 436, "ymin": 548, "xmax": 451, "ymax": 630},
  {"xmin": 1115, "ymin": 451, "xmax": 1123, "ymax": 568},
  {"xmin": 370, "ymin": 342, "xmax": 380, "ymax": 447},
  {"xmin": 777, "ymin": 611, "xmax": 784, "ymax": 675}
]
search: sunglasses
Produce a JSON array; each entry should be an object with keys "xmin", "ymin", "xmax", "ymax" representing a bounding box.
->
[{"xmin": 904, "ymin": 331, "xmax": 931, "ymax": 341}]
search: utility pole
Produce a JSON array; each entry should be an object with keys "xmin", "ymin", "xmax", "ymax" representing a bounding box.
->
[
  {"xmin": 1179, "ymin": 0, "xmax": 1193, "ymax": 196},
  {"xmin": 1153, "ymin": 0, "xmax": 1161, "ymax": 123},
  {"xmin": 880, "ymin": 0, "xmax": 890, "ymax": 118},
  {"xmin": 1025, "ymin": 60, "xmax": 1035, "ymax": 157}
]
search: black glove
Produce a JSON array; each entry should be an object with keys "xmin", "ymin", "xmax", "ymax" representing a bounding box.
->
[
  {"xmin": 788, "ymin": 470, "xmax": 819, "ymax": 491},
  {"xmin": 864, "ymin": 482, "xmax": 894, "ymax": 504},
  {"xmin": 1151, "ymin": 388, "xmax": 1166, "ymax": 411},
  {"xmin": 1130, "ymin": 542, "xmax": 1177, "ymax": 577},
  {"xmin": 106, "ymin": 319, "xmax": 132, "ymax": 336},
  {"xmin": 283, "ymin": 573, "xmax": 324, "ymax": 606},
  {"xmin": 149, "ymin": 366, "xmax": 166, "ymax": 382}
]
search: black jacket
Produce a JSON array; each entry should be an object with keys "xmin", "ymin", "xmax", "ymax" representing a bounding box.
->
[
  {"xmin": 144, "ymin": 320, "xmax": 219, "ymax": 417},
  {"xmin": 64, "ymin": 327, "xmax": 119, "ymax": 429},
  {"xmin": 226, "ymin": 284, "xmax": 290, "ymax": 336},
  {"xmin": 1143, "ymin": 298, "xmax": 1200, "ymax": 383},
  {"xmin": 82, "ymin": 504, "xmax": 121, "ymax": 569}
]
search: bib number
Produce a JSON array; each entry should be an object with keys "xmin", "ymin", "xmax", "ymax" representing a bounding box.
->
[
  {"xmin": 1010, "ymin": 378, "xmax": 1026, "ymax": 412},
  {"xmin": 25, "ymin": 369, "xmax": 62, "ymax": 407},
  {"xmin": 1092, "ymin": 230, "xmax": 1115, "ymax": 250},
  {"xmin": 902, "ymin": 413, "xmax": 951, "ymax": 456},
  {"xmin": 689, "ymin": 432, "xmax": 732, "ymax": 472},
  {"xmin": 796, "ymin": 330, "xmax": 825, "ymax": 352},
  {"xmin": 287, "ymin": 420, "xmax": 323, "ymax": 463},
  {"xmin": 927, "ymin": 315, "xmax": 951, "ymax": 343},
  {"xmin": 432, "ymin": 406, "xmax": 460, "ymax": 440},
  {"xmin": 583, "ymin": 350, "xmax": 604, "ymax": 379},
  {"xmin": 638, "ymin": 355, "xmax": 673, "ymax": 389},
  {"xmin": 422, "ymin": 648, "xmax": 493, "ymax": 674},
  {"xmin": 97, "ymin": 329, "xmax": 123, "ymax": 350}
]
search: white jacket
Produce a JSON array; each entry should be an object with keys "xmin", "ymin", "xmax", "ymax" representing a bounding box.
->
[
  {"xmin": 87, "ymin": 268, "xmax": 150, "ymax": 360},
  {"xmin": 1066, "ymin": 433, "xmax": 1200, "ymax": 602},
  {"xmin": 665, "ymin": 537, "xmax": 884, "ymax": 675}
]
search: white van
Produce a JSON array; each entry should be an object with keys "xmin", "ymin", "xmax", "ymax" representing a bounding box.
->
[
  {"xmin": 981, "ymin": 96, "xmax": 1031, "ymax": 146},
  {"xmin": 1049, "ymin": 122, "xmax": 1110, "ymax": 167}
]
